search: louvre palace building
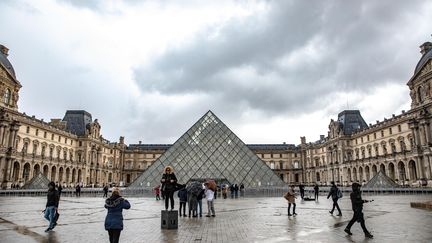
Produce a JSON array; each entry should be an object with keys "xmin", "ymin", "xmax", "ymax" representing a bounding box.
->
[{"xmin": 1, "ymin": 40, "xmax": 432, "ymax": 189}]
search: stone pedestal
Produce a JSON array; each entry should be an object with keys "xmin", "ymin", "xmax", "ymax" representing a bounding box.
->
[{"xmin": 161, "ymin": 210, "xmax": 178, "ymax": 229}]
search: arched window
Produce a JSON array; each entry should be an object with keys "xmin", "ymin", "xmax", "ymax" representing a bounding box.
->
[
  {"xmin": 3, "ymin": 88, "xmax": 11, "ymax": 105},
  {"xmin": 418, "ymin": 86, "xmax": 423, "ymax": 103}
]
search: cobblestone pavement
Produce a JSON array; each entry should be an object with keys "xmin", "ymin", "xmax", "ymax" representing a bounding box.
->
[{"xmin": 0, "ymin": 194, "xmax": 431, "ymax": 243}]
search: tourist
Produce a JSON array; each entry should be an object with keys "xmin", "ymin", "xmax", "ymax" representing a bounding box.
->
[
  {"xmin": 154, "ymin": 185, "xmax": 161, "ymax": 200},
  {"xmin": 103, "ymin": 184, "xmax": 109, "ymax": 198},
  {"xmin": 222, "ymin": 185, "xmax": 228, "ymax": 199},
  {"xmin": 234, "ymin": 183, "xmax": 239, "ymax": 198},
  {"xmin": 230, "ymin": 184, "xmax": 234, "ymax": 198},
  {"xmin": 44, "ymin": 181, "xmax": 59, "ymax": 232},
  {"xmin": 197, "ymin": 187, "xmax": 205, "ymax": 217},
  {"xmin": 314, "ymin": 184, "xmax": 319, "ymax": 200},
  {"xmin": 160, "ymin": 166, "xmax": 177, "ymax": 211},
  {"xmin": 344, "ymin": 183, "xmax": 374, "ymax": 238},
  {"xmin": 205, "ymin": 183, "xmax": 215, "ymax": 217},
  {"xmin": 56, "ymin": 182, "xmax": 63, "ymax": 198},
  {"xmin": 104, "ymin": 187, "xmax": 131, "ymax": 243},
  {"xmin": 75, "ymin": 184, "xmax": 81, "ymax": 197},
  {"xmin": 327, "ymin": 181, "xmax": 342, "ymax": 216},
  {"xmin": 284, "ymin": 185, "xmax": 297, "ymax": 216},
  {"xmin": 177, "ymin": 186, "xmax": 188, "ymax": 217},
  {"xmin": 240, "ymin": 183, "xmax": 245, "ymax": 197},
  {"xmin": 299, "ymin": 184, "xmax": 305, "ymax": 200}
]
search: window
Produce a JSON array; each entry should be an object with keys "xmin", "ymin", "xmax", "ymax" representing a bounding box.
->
[
  {"xmin": 367, "ymin": 135, "xmax": 370, "ymax": 141},
  {"xmin": 279, "ymin": 162, "xmax": 283, "ymax": 169},
  {"xmin": 261, "ymin": 154, "xmax": 264, "ymax": 158},
  {"xmin": 79, "ymin": 141, "xmax": 82, "ymax": 146},
  {"xmin": 294, "ymin": 161, "xmax": 299, "ymax": 169},
  {"xmin": 361, "ymin": 137, "xmax": 364, "ymax": 143},
  {"xmin": 398, "ymin": 125, "xmax": 402, "ymax": 132},
  {"xmin": 26, "ymin": 127, "xmax": 30, "ymax": 133},
  {"xmin": 381, "ymin": 130, "xmax": 384, "ymax": 137},
  {"xmin": 58, "ymin": 136, "xmax": 61, "ymax": 142},
  {"xmin": 44, "ymin": 132, "xmax": 47, "ymax": 138},
  {"xmin": 35, "ymin": 129, "xmax": 39, "ymax": 136},
  {"xmin": 389, "ymin": 128, "xmax": 392, "ymax": 135},
  {"xmin": 295, "ymin": 153, "xmax": 298, "ymax": 158},
  {"xmin": 374, "ymin": 133, "xmax": 377, "ymax": 139},
  {"xmin": 65, "ymin": 138, "xmax": 67, "ymax": 144},
  {"xmin": 3, "ymin": 88, "xmax": 11, "ymax": 104},
  {"xmin": 49, "ymin": 148, "xmax": 53, "ymax": 159},
  {"xmin": 41, "ymin": 146, "xmax": 46, "ymax": 159},
  {"xmin": 270, "ymin": 153, "xmax": 273, "ymax": 158},
  {"xmin": 51, "ymin": 134, "xmax": 54, "ymax": 140}
]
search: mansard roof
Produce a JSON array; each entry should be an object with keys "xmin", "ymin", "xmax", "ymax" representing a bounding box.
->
[
  {"xmin": 62, "ymin": 110, "xmax": 93, "ymax": 136},
  {"xmin": 337, "ymin": 110, "xmax": 368, "ymax": 135}
]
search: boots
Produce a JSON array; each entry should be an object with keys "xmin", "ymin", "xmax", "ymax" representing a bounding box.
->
[{"xmin": 344, "ymin": 228, "xmax": 352, "ymax": 235}]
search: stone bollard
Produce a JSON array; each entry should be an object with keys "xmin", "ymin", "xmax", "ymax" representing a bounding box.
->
[{"xmin": 161, "ymin": 210, "xmax": 178, "ymax": 229}]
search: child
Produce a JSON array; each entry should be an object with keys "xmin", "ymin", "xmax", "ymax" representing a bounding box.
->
[
  {"xmin": 205, "ymin": 183, "xmax": 216, "ymax": 217},
  {"xmin": 177, "ymin": 186, "xmax": 187, "ymax": 217}
]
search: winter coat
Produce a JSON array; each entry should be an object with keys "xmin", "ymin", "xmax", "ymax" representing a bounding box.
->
[
  {"xmin": 350, "ymin": 190, "xmax": 365, "ymax": 212},
  {"xmin": 46, "ymin": 189, "xmax": 59, "ymax": 208},
  {"xmin": 285, "ymin": 188, "xmax": 296, "ymax": 203},
  {"xmin": 327, "ymin": 185, "xmax": 339, "ymax": 200},
  {"xmin": 178, "ymin": 188, "xmax": 188, "ymax": 202},
  {"xmin": 197, "ymin": 189, "xmax": 205, "ymax": 201},
  {"xmin": 161, "ymin": 173, "xmax": 177, "ymax": 192},
  {"xmin": 314, "ymin": 185, "xmax": 319, "ymax": 192},
  {"xmin": 104, "ymin": 195, "xmax": 131, "ymax": 230}
]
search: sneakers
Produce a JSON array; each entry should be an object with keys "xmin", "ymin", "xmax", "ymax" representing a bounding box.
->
[
  {"xmin": 329, "ymin": 211, "xmax": 333, "ymax": 215},
  {"xmin": 52, "ymin": 222, "xmax": 57, "ymax": 229},
  {"xmin": 365, "ymin": 232, "xmax": 374, "ymax": 238},
  {"xmin": 344, "ymin": 228, "xmax": 352, "ymax": 235},
  {"xmin": 44, "ymin": 227, "xmax": 52, "ymax": 232},
  {"xmin": 336, "ymin": 213, "xmax": 342, "ymax": 216}
]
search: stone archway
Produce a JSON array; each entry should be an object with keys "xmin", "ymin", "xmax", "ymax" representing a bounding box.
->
[
  {"xmin": 353, "ymin": 167, "xmax": 358, "ymax": 182},
  {"xmin": 66, "ymin": 168, "xmax": 70, "ymax": 185},
  {"xmin": 372, "ymin": 165, "xmax": 377, "ymax": 176},
  {"xmin": 380, "ymin": 164, "xmax": 386, "ymax": 175},
  {"xmin": 347, "ymin": 168, "xmax": 352, "ymax": 182},
  {"xmin": 408, "ymin": 160, "xmax": 417, "ymax": 180},
  {"xmin": 365, "ymin": 166, "xmax": 370, "ymax": 181},
  {"xmin": 51, "ymin": 166, "xmax": 57, "ymax": 182},
  {"xmin": 388, "ymin": 162, "xmax": 395, "ymax": 180},
  {"xmin": 359, "ymin": 167, "xmax": 364, "ymax": 182},
  {"xmin": 33, "ymin": 164, "xmax": 40, "ymax": 177},
  {"xmin": 398, "ymin": 161, "xmax": 406, "ymax": 182},
  {"xmin": 22, "ymin": 163, "xmax": 31, "ymax": 182},
  {"xmin": 12, "ymin": 161, "xmax": 20, "ymax": 182}
]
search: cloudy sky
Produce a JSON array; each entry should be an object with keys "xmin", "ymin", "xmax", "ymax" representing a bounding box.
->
[{"xmin": 1, "ymin": 0, "xmax": 431, "ymax": 145}]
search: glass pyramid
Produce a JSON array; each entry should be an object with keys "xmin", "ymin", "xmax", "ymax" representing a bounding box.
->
[
  {"xmin": 363, "ymin": 170, "xmax": 400, "ymax": 188},
  {"xmin": 23, "ymin": 172, "xmax": 51, "ymax": 189},
  {"xmin": 128, "ymin": 111, "xmax": 286, "ymax": 189}
]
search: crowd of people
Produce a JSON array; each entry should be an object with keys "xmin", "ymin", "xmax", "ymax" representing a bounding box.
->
[{"xmin": 41, "ymin": 166, "xmax": 374, "ymax": 242}]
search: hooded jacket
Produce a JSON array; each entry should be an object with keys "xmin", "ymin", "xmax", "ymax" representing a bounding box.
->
[
  {"xmin": 104, "ymin": 195, "xmax": 131, "ymax": 230},
  {"xmin": 350, "ymin": 184, "xmax": 365, "ymax": 211},
  {"xmin": 46, "ymin": 188, "xmax": 59, "ymax": 208},
  {"xmin": 178, "ymin": 188, "xmax": 188, "ymax": 202}
]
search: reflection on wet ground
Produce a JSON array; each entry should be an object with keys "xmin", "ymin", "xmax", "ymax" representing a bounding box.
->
[{"xmin": 0, "ymin": 194, "xmax": 431, "ymax": 242}]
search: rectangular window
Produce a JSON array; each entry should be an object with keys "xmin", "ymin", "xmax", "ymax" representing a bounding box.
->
[
  {"xmin": 79, "ymin": 141, "xmax": 82, "ymax": 146},
  {"xmin": 361, "ymin": 137, "xmax": 363, "ymax": 143},
  {"xmin": 35, "ymin": 129, "xmax": 39, "ymax": 136},
  {"xmin": 51, "ymin": 134, "xmax": 54, "ymax": 140},
  {"xmin": 26, "ymin": 126, "xmax": 30, "ymax": 133},
  {"xmin": 374, "ymin": 133, "xmax": 377, "ymax": 139},
  {"xmin": 367, "ymin": 135, "xmax": 370, "ymax": 141},
  {"xmin": 58, "ymin": 136, "xmax": 61, "ymax": 142},
  {"xmin": 65, "ymin": 138, "xmax": 68, "ymax": 144},
  {"xmin": 381, "ymin": 130, "xmax": 384, "ymax": 137},
  {"xmin": 398, "ymin": 125, "xmax": 401, "ymax": 132},
  {"xmin": 270, "ymin": 153, "xmax": 273, "ymax": 158},
  {"xmin": 389, "ymin": 128, "xmax": 392, "ymax": 135},
  {"xmin": 279, "ymin": 154, "xmax": 282, "ymax": 158},
  {"xmin": 44, "ymin": 132, "xmax": 47, "ymax": 138}
]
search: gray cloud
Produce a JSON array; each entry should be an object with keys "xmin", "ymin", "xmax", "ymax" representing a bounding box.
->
[{"xmin": 133, "ymin": 0, "xmax": 427, "ymax": 119}]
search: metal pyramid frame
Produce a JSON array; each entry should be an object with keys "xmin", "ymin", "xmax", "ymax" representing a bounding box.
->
[
  {"xmin": 23, "ymin": 172, "xmax": 51, "ymax": 189},
  {"xmin": 128, "ymin": 111, "xmax": 286, "ymax": 188},
  {"xmin": 363, "ymin": 170, "xmax": 400, "ymax": 188}
]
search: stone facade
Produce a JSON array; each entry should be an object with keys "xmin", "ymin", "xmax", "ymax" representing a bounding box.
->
[{"xmin": 1, "ymin": 40, "xmax": 432, "ymax": 188}]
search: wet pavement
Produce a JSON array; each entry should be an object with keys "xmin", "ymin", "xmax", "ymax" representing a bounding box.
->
[{"xmin": 0, "ymin": 194, "xmax": 431, "ymax": 243}]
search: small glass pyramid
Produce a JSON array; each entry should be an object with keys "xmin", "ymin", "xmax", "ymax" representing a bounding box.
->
[
  {"xmin": 23, "ymin": 172, "xmax": 51, "ymax": 189},
  {"xmin": 363, "ymin": 170, "xmax": 400, "ymax": 188},
  {"xmin": 128, "ymin": 111, "xmax": 286, "ymax": 188}
]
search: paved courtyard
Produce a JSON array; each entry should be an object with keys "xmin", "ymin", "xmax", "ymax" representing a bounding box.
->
[{"xmin": 0, "ymin": 194, "xmax": 431, "ymax": 243}]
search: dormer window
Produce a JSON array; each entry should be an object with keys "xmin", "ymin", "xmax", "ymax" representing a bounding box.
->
[{"xmin": 3, "ymin": 88, "xmax": 11, "ymax": 105}]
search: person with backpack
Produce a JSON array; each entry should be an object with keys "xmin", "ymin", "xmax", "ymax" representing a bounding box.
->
[
  {"xmin": 327, "ymin": 181, "xmax": 342, "ymax": 216},
  {"xmin": 344, "ymin": 183, "xmax": 374, "ymax": 238},
  {"xmin": 104, "ymin": 187, "xmax": 131, "ymax": 243},
  {"xmin": 103, "ymin": 184, "xmax": 109, "ymax": 198},
  {"xmin": 44, "ymin": 181, "xmax": 59, "ymax": 232},
  {"xmin": 284, "ymin": 185, "xmax": 297, "ymax": 216}
]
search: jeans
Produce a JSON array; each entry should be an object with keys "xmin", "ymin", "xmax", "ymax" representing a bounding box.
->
[
  {"xmin": 197, "ymin": 200, "xmax": 202, "ymax": 216},
  {"xmin": 288, "ymin": 203, "xmax": 296, "ymax": 215},
  {"xmin": 108, "ymin": 229, "xmax": 121, "ymax": 243},
  {"xmin": 207, "ymin": 200, "xmax": 215, "ymax": 216},
  {"xmin": 179, "ymin": 202, "xmax": 186, "ymax": 215},
  {"xmin": 330, "ymin": 199, "xmax": 342, "ymax": 214},
  {"xmin": 44, "ymin": 206, "xmax": 56, "ymax": 229}
]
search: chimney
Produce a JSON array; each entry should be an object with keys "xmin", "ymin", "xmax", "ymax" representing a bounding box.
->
[
  {"xmin": 300, "ymin": 136, "xmax": 306, "ymax": 144},
  {"xmin": 119, "ymin": 136, "xmax": 124, "ymax": 144},
  {"xmin": 420, "ymin": 42, "xmax": 432, "ymax": 55},
  {"xmin": 320, "ymin": 135, "xmax": 325, "ymax": 141},
  {"xmin": 0, "ymin": 45, "xmax": 9, "ymax": 56}
]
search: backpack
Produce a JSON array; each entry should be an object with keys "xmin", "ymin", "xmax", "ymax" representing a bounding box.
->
[
  {"xmin": 336, "ymin": 188, "xmax": 343, "ymax": 199},
  {"xmin": 283, "ymin": 192, "xmax": 289, "ymax": 200}
]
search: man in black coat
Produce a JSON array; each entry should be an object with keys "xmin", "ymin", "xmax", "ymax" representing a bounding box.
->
[
  {"xmin": 327, "ymin": 181, "xmax": 342, "ymax": 216},
  {"xmin": 44, "ymin": 181, "xmax": 59, "ymax": 232},
  {"xmin": 314, "ymin": 184, "xmax": 319, "ymax": 200},
  {"xmin": 344, "ymin": 183, "xmax": 373, "ymax": 238},
  {"xmin": 299, "ymin": 185, "xmax": 305, "ymax": 199}
]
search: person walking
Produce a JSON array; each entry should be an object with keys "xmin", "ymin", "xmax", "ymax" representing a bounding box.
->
[
  {"xmin": 284, "ymin": 185, "xmax": 297, "ymax": 216},
  {"xmin": 222, "ymin": 185, "xmax": 228, "ymax": 199},
  {"xmin": 344, "ymin": 183, "xmax": 374, "ymax": 238},
  {"xmin": 299, "ymin": 184, "xmax": 305, "ymax": 200},
  {"xmin": 160, "ymin": 166, "xmax": 177, "ymax": 211},
  {"xmin": 103, "ymin": 184, "xmax": 109, "ymax": 198},
  {"xmin": 327, "ymin": 181, "xmax": 342, "ymax": 216},
  {"xmin": 75, "ymin": 184, "xmax": 81, "ymax": 197},
  {"xmin": 44, "ymin": 181, "xmax": 59, "ymax": 232},
  {"xmin": 177, "ymin": 186, "xmax": 188, "ymax": 217},
  {"xmin": 205, "ymin": 183, "xmax": 215, "ymax": 217},
  {"xmin": 56, "ymin": 182, "xmax": 63, "ymax": 199},
  {"xmin": 314, "ymin": 184, "xmax": 319, "ymax": 200},
  {"xmin": 104, "ymin": 187, "xmax": 131, "ymax": 243}
]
